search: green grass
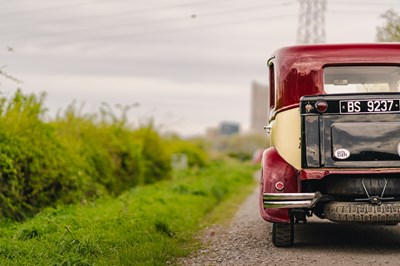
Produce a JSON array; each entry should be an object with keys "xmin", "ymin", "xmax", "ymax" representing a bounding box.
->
[{"xmin": 0, "ymin": 159, "xmax": 256, "ymax": 265}]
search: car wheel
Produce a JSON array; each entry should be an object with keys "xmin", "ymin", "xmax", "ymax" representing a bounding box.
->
[{"xmin": 272, "ymin": 222, "xmax": 294, "ymax": 247}]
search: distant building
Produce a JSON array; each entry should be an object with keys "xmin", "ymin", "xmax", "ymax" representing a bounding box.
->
[
  {"xmin": 250, "ymin": 81, "xmax": 269, "ymax": 134},
  {"xmin": 219, "ymin": 121, "xmax": 240, "ymax": 136}
]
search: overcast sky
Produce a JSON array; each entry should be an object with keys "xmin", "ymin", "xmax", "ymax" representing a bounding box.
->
[{"xmin": 0, "ymin": 0, "xmax": 399, "ymax": 136}]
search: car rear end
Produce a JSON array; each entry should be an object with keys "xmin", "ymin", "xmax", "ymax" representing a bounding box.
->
[
  {"xmin": 260, "ymin": 45, "xmax": 400, "ymax": 247},
  {"xmin": 301, "ymin": 93, "xmax": 400, "ymax": 223}
]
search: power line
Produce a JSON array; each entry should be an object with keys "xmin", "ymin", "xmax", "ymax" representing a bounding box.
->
[
  {"xmin": 0, "ymin": 0, "xmax": 278, "ymax": 18},
  {"xmin": 0, "ymin": 1, "xmax": 295, "ymax": 41},
  {"xmin": 329, "ymin": 0, "xmax": 400, "ymax": 5},
  {"xmin": 1, "ymin": 0, "xmax": 393, "ymax": 34},
  {"xmin": 0, "ymin": 0, "xmax": 113, "ymax": 16},
  {"xmin": 40, "ymin": 12, "xmax": 297, "ymax": 48},
  {"xmin": 0, "ymin": 0, "xmax": 220, "ymax": 30},
  {"xmin": 327, "ymin": 9, "xmax": 389, "ymax": 14},
  {"xmin": 2, "ymin": 0, "xmax": 395, "ymax": 47},
  {"xmin": 0, "ymin": 0, "xmax": 294, "ymax": 29}
]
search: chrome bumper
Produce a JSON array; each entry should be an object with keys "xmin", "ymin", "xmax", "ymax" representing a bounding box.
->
[{"xmin": 263, "ymin": 192, "xmax": 322, "ymax": 209}]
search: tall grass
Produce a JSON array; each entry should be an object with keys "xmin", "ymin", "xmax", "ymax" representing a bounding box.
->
[{"xmin": 0, "ymin": 159, "xmax": 256, "ymax": 265}]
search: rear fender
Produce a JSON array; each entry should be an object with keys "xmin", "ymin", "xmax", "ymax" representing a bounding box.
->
[{"xmin": 259, "ymin": 147, "xmax": 298, "ymax": 223}]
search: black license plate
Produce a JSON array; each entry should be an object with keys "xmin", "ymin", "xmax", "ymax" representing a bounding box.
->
[{"xmin": 340, "ymin": 99, "xmax": 400, "ymax": 114}]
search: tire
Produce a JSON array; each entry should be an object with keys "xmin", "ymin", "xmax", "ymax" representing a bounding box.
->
[
  {"xmin": 272, "ymin": 222, "xmax": 294, "ymax": 247},
  {"xmin": 385, "ymin": 222, "xmax": 398, "ymax": 226},
  {"xmin": 324, "ymin": 201, "xmax": 400, "ymax": 223},
  {"xmin": 324, "ymin": 177, "xmax": 400, "ymax": 197}
]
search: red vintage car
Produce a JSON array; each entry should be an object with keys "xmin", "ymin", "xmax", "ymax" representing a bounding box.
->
[{"xmin": 260, "ymin": 43, "xmax": 400, "ymax": 247}]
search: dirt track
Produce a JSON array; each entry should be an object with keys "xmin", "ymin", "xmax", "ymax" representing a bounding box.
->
[{"xmin": 180, "ymin": 186, "xmax": 400, "ymax": 266}]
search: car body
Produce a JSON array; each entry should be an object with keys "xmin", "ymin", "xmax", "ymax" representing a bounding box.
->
[{"xmin": 259, "ymin": 43, "xmax": 400, "ymax": 247}]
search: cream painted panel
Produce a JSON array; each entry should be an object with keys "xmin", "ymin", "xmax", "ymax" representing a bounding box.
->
[{"xmin": 270, "ymin": 108, "xmax": 301, "ymax": 169}]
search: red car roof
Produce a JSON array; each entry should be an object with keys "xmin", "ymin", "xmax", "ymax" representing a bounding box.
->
[{"xmin": 270, "ymin": 43, "xmax": 400, "ymax": 112}]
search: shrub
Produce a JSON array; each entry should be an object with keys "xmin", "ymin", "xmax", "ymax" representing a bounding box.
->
[
  {"xmin": 0, "ymin": 90, "xmax": 80, "ymax": 219},
  {"xmin": 0, "ymin": 91, "xmax": 173, "ymax": 220},
  {"xmin": 53, "ymin": 105, "xmax": 146, "ymax": 196},
  {"xmin": 165, "ymin": 136, "xmax": 209, "ymax": 168},
  {"xmin": 132, "ymin": 124, "xmax": 172, "ymax": 184}
]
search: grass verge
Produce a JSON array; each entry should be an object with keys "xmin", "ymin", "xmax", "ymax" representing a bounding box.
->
[{"xmin": 0, "ymin": 159, "xmax": 257, "ymax": 265}]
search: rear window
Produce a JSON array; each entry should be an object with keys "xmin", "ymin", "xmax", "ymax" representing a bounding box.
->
[{"xmin": 324, "ymin": 66, "xmax": 400, "ymax": 94}]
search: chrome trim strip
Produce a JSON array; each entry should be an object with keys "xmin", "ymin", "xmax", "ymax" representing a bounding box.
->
[
  {"xmin": 264, "ymin": 200, "xmax": 312, "ymax": 209},
  {"xmin": 263, "ymin": 192, "xmax": 322, "ymax": 209},
  {"xmin": 263, "ymin": 193, "xmax": 317, "ymax": 201}
]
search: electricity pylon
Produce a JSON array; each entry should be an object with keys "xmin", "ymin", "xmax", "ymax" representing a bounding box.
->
[{"xmin": 296, "ymin": 0, "xmax": 327, "ymax": 44}]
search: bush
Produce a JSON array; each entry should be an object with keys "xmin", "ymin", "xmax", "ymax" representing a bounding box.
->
[
  {"xmin": 0, "ymin": 91, "xmax": 174, "ymax": 220},
  {"xmin": 53, "ymin": 105, "xmax": 146, "ymax": 196},
  {"xmin": 165, "ymin": 136, "xmax": 209, "ymax": 168},
  {"xmin": 132, "ymin": 124, "xmax": 172, "ymax": 184},
  {"xmin": 0, "ymin": 90, "xmax": 79, "ymax": 219}
]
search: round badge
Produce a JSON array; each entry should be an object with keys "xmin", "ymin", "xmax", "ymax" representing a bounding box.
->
[{"xmin": 334, "ymin": 148, "xmax": 350, "ymax": 160}]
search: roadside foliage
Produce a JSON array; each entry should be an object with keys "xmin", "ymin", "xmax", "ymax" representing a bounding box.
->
[
  {"xmin": 0, "ymin": 90, "xmax": 207, "ymax": 220},
  {"xmin": 0, "ymin": 89, "xmax": 259, "ymax": 265},
  {"xmin": 0, "ymin": 159, "xmax": 255, "ymax": 265}
]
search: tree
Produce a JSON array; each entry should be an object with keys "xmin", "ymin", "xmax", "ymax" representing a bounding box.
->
[{"xmin": 376, "ymin": 9, "xmax": 400, "ymax": 42}]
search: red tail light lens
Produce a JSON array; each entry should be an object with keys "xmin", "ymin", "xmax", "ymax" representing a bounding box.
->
[
  {"xmin": 315, "ymin": 101, "xmax": 328, "ymax": 113},
  {"xmin": 275, "ymin": 182, "xmax": 284, "ymax": 191}
]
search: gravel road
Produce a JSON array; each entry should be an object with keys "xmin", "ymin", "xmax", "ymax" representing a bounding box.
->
[{"xmin": 180, "ymin": 185, "xmax": 400, "ymax": 266}]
